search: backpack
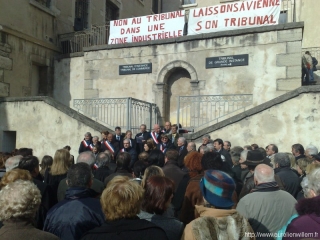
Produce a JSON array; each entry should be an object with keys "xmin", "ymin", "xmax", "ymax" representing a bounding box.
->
[{"xmin": 312, "ymin": 57, "xmax": 318, "ymax": 71}]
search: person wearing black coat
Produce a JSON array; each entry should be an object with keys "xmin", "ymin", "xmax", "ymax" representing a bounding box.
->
[
  {"xmin": 44, "ymin": 163, "xmax": 105, "ymax": 240},
  {"xmin": 79, "ymin": 132, "xmax": 93, "ymax": 154},
  {"xmin": 135, "ymin": 124, "xmax": 150, "ymax": 154},
  {"xmin": 18, "ymin": 156, "xmax": 54, "ymax": 230},
  {"xmin": 177, "ymin": 144, "xmax": 188, "ymax": 169},
  {"xmin": 274, "ymin": 153, "xmax": 300, "ymax": 198},
  {"xmin": 156, "ymin": 134, "xmax": 175, "ymax": 154},
  {"xmin": 213, "ymin": 138, "xmax": 233, "ymax": 168}
]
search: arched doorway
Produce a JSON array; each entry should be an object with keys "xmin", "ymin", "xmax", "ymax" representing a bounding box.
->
[
  {"xmin": 166, "ymin": 68, "xmax": 191, "ymax": 123},
  {"xmin": 154, "ymin": 61, "xmax": 199, "ymax": 125}
]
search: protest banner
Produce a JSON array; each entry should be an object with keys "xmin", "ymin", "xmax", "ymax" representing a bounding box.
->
[
  {"xmin": 188, "ymin": 0, "xmax": 281, "ymax": 35},
  {"xmin": 108, "ymin": 10, "xmax": 185, "ymax": 44}
]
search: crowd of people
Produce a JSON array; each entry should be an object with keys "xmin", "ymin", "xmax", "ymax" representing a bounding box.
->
[{"xmin": 0, "ymin": 122, "xmax": 320, "ymax": 240}]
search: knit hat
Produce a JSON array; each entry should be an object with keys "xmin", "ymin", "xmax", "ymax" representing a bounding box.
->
[
  {"xmin": 200, "ymin": 170, "xmax": 235, "ymax": 208},
  {"xmin": 242, "ymin": 150, "xmax": 265, "ymax": 165}
]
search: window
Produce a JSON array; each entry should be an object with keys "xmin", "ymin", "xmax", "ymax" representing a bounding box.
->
[
  {"xmin": 106, "ymin": 0, "xmax": 119, "ymax": 25},
  {"xmin": 152, "ymin": 0, "xmax": 159, "ymax": 14},
  {"xmin": 183, "ymin": 0, "xmax": 196, "ymax": 4},
  {"xmin": 279, "ymin": 11, "xmax": 288, "ymax": 24},
  {"xmin": 34, "ymin": 0, "xmax": 51, "ymax": 8},
  {"xmin": 74, "ymin": 0, "xmax": 89, "ymax": 31},
  {"xmin": 0, "ymin": 32, "xmax": 7, "ymax": 44},
  {"xmin": 2, "ymin": 131, "xmax": 16, "ymax": 152}
]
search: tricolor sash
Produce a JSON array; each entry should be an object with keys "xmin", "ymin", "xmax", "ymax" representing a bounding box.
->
[
  {"xmin": 121, "ymin": 148, "xmax": 125, "ymax": 152},
  {"xmin": 104, "ymin": 141, "xmax": 115, "ymax": 154},
  {"xmin": 89, "ymin": 144, "xmax": 94, "ymax": 151},
  {"xmin": 150, "ymin": 132, "xmax": 159, "ymax": 144},
  {"xmin": 93, "ymin": 163, "xmax": 98, "ymax": 169},
  {"xmin": 160, "ymin": 144, "xmax": 166, "ymax": 153},
  {"xmin": 82, "ymin": 140, "xmax": 89, "ymax": 148}
]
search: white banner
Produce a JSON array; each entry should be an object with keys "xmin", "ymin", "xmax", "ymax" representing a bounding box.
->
[
  {"xmin": 108, "ymin": 10, "xmax": 185, "ymax": 44},
  {"xmin": 188, "ymin": 0, "xmax": 281, "ymax": 35}
]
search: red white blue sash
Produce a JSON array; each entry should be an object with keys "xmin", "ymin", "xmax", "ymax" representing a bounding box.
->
[
  {"xmin": 121, "ymin": 148, "xmax": 125, "ymax": 152},
  {"xmin": 160, "ymin": 144, "xmax": 166, "ymax": 153},
  {"xmin": 89, "ymin": 144, "xmax": 94, "ymax": 151},
  {"xmin": 104, "ymin": 141, "xmax": 115, "ymax": 154},
  {"xmin": 93, "ymin": 163, "xmax": 98, "ymax": 169},
  {"xmin": 151, "ymin": 132, "xmax": 159, "ymax": 144},
  {"xmin": 82, "ymin": 140, "xmax": 90, "ymax": 148}
]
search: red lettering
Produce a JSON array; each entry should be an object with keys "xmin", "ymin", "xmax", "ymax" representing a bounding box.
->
[
  {"xmin": 113, "ymin": 19, "xmax": 128, "ymax": 26},
  {"xmin": 230, "ymin": 18, "xmax": 236, "ymax": 26},
  {"xmin": 196, "ymin": 21, "xmax": 202, "ymax": 31},
  {"xmin": 111, "ymin": 37, "xmax": 127, "ymax": 44},
  {"xmin": 241, "ymin": 17, "xmax": 247, "ymax": 26},
  {"xmin": 146, "ymin": 16, "xmax": 152, "ymax": 22},
  {"xmin": 224, "ymin": 18, "xmax": 230, "ymax": 27},
  {"xmin": 132, "ymin": 17, "xmax": 141, "ymax": 24},
  {"xmin": 205, "ymin": 20, "xmax": 218, "ymax": 29}
]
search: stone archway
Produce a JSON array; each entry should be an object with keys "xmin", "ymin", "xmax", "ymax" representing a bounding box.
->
[{"xmin": 154, "ymin": 60, "xmax": 200, "ymax": 125}]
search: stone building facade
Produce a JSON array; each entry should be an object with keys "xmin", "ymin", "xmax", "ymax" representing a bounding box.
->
[
  {"xmin": 0, "ymin": 0, "xmax": 156, "ymax": 98},
  {"xmin": 55, "ymin": 22, "xmax": 303, "ymax": 127}
]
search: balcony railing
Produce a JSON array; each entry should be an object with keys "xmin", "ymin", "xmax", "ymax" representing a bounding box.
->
[{"xmin": 59, "ymin": 25, "xmax": 109, "ymax": 54}]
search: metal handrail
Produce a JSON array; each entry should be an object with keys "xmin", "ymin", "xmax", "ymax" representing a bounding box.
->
[
  {"xmin": 73, "ymin": 97, "xmax": 158, "ymax": 135},
  {"xmin": 177, "ymin": 94, "xmax": 253, "ymax": 131}
]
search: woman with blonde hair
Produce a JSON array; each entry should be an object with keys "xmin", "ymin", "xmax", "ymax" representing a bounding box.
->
[
  {"xmin": 81, "ymin": 176, "xmax": 168, "ymax": 240},
  {"xmin": 0, "ymin": 169, "xmax": 32, "ymax": 189},
  {"xmin": 44, "ymin": 149, "xmax": 70, "ymax": 204},
  {"xmin": 296, "ymin": 158, "xmax": 313, "ymax": 200}
]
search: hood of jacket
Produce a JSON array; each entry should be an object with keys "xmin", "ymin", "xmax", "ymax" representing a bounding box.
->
[{"xmin": 65, "ymin": 187, "xmax": 98, "ymax": 200}]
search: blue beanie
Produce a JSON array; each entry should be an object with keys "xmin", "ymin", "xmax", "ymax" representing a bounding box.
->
[{"xmin": 200, "ymin": 170, "xmax": 235, "ymax": 208}]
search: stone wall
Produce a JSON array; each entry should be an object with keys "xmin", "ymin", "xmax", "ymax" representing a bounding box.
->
[
  {"xmin": 54, "ymin": 54, "xmax": 85, "ymax": 107},
  {"xmin": 0, "ymin": 96, "xmax": 112, "ymax": 160},
  {"xmin": 185, "ymin": 86, "xmax": 320, "ymax": 152},
  {"xmin": 70, "ymin": 22, "xmax": 303, "ymax": 124}
]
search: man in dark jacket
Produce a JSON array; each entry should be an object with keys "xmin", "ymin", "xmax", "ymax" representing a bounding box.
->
[
  {"xmin": 44, "ymin": 163, "xmax": 105, "ymax": 240},
  {"xmin": 93, "ymin": 152, "xmax": 114, "ymax": 182},
  {"xmin": 57, "ymin": 152, "xmax": 105, "ymax": 202},
  {"xmin": 239, "ymin": 150, "xmax": 285, "ymax": 200},
  {"xmin": 274, "ymin": 152, "xmax": 300, "ymax": 197},
  {"xmin": 135, "ymin": 124, "xmax": 150, "ymax": 154},
  {"xmin": 162, "ymin": 149, "xmax": 189, "ymax": 193},
  {"xmin": 122, "ymin": 138, "xmax": 137, "ymax": 169},
  {"xmin": 177, "ymin": 137, "xmax": 188, "ymax": 168},
  {"xmin": 213, "ymin": 138, "xmax": 233, "ymax": 168},
  {"xmin": 104, "ymin": 152, "xmax": 132, "ymax": 185}
]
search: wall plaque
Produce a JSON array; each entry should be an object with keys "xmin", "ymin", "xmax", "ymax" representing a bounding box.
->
[
  {"xmin": 206, "ymin": 54, "xmax": 249, "ymax": 68},
  {"xmin": 119, "ymin": 63, "xmax": 152, "ymax": 75}
]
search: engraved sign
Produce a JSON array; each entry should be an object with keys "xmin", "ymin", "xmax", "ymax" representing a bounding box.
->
[
  {"xmin": 206, "ymin": 54, "xmax": 249, "ymax": 68},
  {"xmin": 119, "ymin": 63, "xmax": 152, "ymax": 75}
]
